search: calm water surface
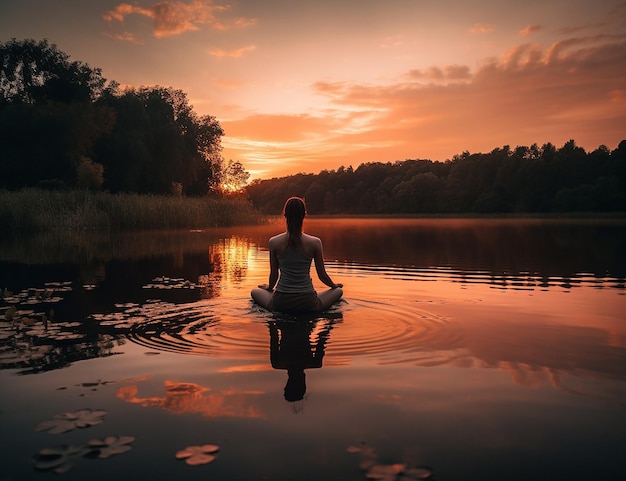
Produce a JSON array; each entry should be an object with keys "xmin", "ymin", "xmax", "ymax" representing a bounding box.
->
[{"xmin": 1, "ymin": 218, "xmax": 625, "ymax": 481}]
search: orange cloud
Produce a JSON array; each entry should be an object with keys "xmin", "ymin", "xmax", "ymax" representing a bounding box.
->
[
  {"xmin": 469, "ymin": 23, "xmax": 495, "ymax": 34},
  {"xmin": 102, "ymin": 3, "xmax": 151, "ymax": 22},
  {"xmin": 213, "ymin": 16, "xmax": 258, "ymax": 31},
  {"xmin": 224, "ymin": 34, "xmax": 626, "ymax": 178},
  {"xmin": 105, "ymin": 31, "xmax": 145, "ymax": 44},
  {"xmin": 208, "ymin": 44, "xmax": 257, "ymax": 58},
  {"xmin": 407, "ymin": 64, "xmax": 471, "ymax": 82},
  {"xmin": 103, "ymin": 0, "xmax": 256, "ymax": 38},
  {"xmin": 317, "ymin": 36, "xmax": 626, "ymax": 148},
  {"xmin": 519, "ymin": 24, "xmax": 542, "ymax": 36}
]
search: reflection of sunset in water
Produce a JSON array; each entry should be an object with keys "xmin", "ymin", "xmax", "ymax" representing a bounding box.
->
[
  {"xmin": 196, "ymin": 236, "xmax": 257, "ymax": 299},
  {"xmin": 116, "ymin": 380, "xmax": 266, "ymax": 419},
  {"xmin": 208, "ymin": 237, "xmax": 252, "ymax": 284}
]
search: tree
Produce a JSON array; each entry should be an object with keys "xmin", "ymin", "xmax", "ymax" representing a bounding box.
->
[
  {"xmin": 219, "ymin": 160, "xmax": 250, "ymax": 193},
  {"xmin": 244, "ymin": 140, "xmax": 626, "ymax": 214},
  {"xmin": 0, "ymin": 39, "xmax": 114, "ymax": 189},
  {"xmin": 0, "ymin": 38, "xmax": 107, "ymax": 105},
  {"xmin": 94, "ymin": 86, "xmax": 224, "ymax": 195},
  {"xmin": 76, "ymin": 156, "xmax": 104, "ymax": 190},
  {"xmin": 0, "ymin": 39, "xmax": 227, "ymax": 195}
]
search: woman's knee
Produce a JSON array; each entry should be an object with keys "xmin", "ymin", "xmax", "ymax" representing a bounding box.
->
[
  {"xmin": 251, "ymin": 288, "xmax": 272, "ymax": 308},
  {"xmin": 318, "ymin": 287, "xmax": 343, "ymax": 309}
]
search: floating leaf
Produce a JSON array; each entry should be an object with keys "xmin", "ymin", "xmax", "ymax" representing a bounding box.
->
[
  {"xmin": 5, "ymin": 306, "xmax": 17, "ymax": 321},
  {"xmin": 88, "ymin": 435, "xmax": 135, "ymax": 459},
  {"xmin": 366, "ymin": 463, "xmax": 406, "ymax": 480},
  {"xmin": 400, "ymin": 466, "xmax": 433, "ymax": 480},
  {"xmin": 77, "ymin": 380, "xmax": 110, "ymax": 388},
  {"xmin": 36, "ymin": 409, "xmax": 107, "ymax": 434},
  {"xmin": 34, "ymin": 445, "xmax": 85, "ymax": 474},
  {"xmin": 347, "ymin": 443, "xmax": 377, "ymax": 470},
  {"xmin": 38, "ymin": 445, "xmax": 85, "ymax": 457},
  {"xmin": 175, "ymin": 444, "xmax": 220, "ymax": 465},
  {"xmin": 35, "ymin": 455, "xmax": 74, "ymax": 473}
]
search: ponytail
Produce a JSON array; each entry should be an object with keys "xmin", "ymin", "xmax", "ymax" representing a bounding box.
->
[{"xmin": 283, "ymin": 197, "xmax": 306, "ymax": 246}]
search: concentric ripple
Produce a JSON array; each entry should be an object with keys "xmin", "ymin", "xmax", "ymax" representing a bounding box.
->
[
  {"xmin": 120, "ymin": 301, "xmax": 269, "ymax": 358},
  {"xmin": 111, "ymin": 296, "xmax": 465, "ymax": 367},
  {"xmin": 325, "ymin": 298, "xmax": 466, "ymax": 366}
]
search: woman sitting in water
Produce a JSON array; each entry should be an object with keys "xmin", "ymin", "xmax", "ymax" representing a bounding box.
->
[{"xmin": 251, "ymin": 197, "xmax": 343, "ymax": 312}]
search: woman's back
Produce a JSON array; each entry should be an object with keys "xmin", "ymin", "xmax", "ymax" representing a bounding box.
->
[{"xmin": 275, "ymin": 245, "xmax": 314, "ymax": 293}]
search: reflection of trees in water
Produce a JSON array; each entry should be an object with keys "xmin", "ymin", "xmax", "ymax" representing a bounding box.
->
[
  {"xmin": 0, "ymin": 286, "xmax": 125, "ymax": 374},
  {"xmin": 0, "ymin": 232, "xmax": 254, "ymax": 374},
  {"xmin": 315, "ymin": 219, "xmax": 626, "ymax": 283},
  {"xmin": 0, "ymin": 326, "xmax": 123, "ymax": 375}
]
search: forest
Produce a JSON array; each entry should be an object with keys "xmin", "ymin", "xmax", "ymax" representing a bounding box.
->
[
  {"xmin": 2, "ymin": 39, "xmax": 624, "ymax": 215},
  {"xmin": 246, "ymin": 141, "xmax": 626, "ymax": 215},
  {"xmin": 0, "ymin": 38, "xmax": 248, "ymax": 196}
]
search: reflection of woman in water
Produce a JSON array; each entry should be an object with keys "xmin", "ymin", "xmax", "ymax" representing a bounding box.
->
[
  {"xmin": 251, "ymin": 197, "xmax": 343, "ymax": 312},
  {"xmin": 269, "ymin": 319, "xmax": 332, "ymax": 403}
]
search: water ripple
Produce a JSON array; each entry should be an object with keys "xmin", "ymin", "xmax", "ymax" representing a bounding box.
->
[
  {"xmin": 325, "ymin": 298, "xmax": 464, "ymax": 366},
  {"xmin": 108, "ymin": 296, "xmax": 463, "ymax": 366},
  {"xmin": 330, "ymin": 262, "xmax": 625, "ymax": 291}
]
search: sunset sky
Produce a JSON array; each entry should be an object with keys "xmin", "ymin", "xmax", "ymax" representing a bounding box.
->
[{"xmin": 1, "ymin": 0, "xmax": 625, "ymax": 179}]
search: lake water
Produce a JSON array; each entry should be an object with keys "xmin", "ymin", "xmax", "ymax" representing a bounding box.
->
[{"xmin": 1, "ymin": 218, "xmax": 625, "ymax": 481}]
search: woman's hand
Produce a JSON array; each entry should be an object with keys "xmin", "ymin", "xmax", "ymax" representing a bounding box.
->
[
  {"xmin": 258, "ymin": 283, "xmax": 273, "ymax": 291},
  {"xmin": 332, "ymin": 283, "xmax": 343, "ymax": 289}
]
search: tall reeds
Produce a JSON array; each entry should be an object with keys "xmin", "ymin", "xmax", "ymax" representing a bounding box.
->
[{"xmin": 0, "ymin": 189, "xmax": 261, "ymax": 233}]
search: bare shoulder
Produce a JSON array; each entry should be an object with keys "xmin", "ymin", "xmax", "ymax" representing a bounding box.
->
[
  {"xmin": 269, "ymin": 232, "xmax": 285, "ymax": 243},
  {"xmin": 301, "ymin": 233, "xmax": 322, "ymax": 255},
  {"xmin": 269, "ymin": 232, "xmax": 288, "ymax": 250},
  {"xmin": 302, "ymin": 233, "xmax": 322, "ymax": 244}
]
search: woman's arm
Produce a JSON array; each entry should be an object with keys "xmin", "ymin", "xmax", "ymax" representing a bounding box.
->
[
  {"xmin": 267, "ymin": 247, "xmax": 279, "ymax": 289},
  {"xmin": 258, "ymin": 241, "xmax": 279, "ymax": 291},
  {"xmin": 313, "ymin": 238, "xmax": 342, "ymax": 289}
]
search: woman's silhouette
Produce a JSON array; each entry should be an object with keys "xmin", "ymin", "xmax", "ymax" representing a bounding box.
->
[
  {"xmin": 269, "ymin": 318, "xmax": 334, "ymax": 403},
  {"xmin": 251, "ymin": 197, "xmax": 343, "ymax": 312}
]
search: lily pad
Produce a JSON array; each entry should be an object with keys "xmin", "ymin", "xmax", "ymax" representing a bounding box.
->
[
  {"xmin": 400, "ymin": 466, "xmax": 433, "ymax": 480},
  {"xmin": 366, "ymin": 463, "xmax": 406, "ymax": 480},
  {"xmin": 175, "ymin": 444, "xmax": 220, "ymax": 465},
  {"xmin": 36, "ymin": 409, "xmax": 107, "ymax": 434},
  {"xmin": 347, "ymin": 443, "xmax": 378, "ymax": 470},
  {"xmin": 5, "ymin": 306, "xmax": 17, "ymax": 321},
  {"xmin": 88, "ymin": 435, "xmax": 135, "ymax": 459},
  {"xmin": 34, "ymin": 445, "xmax": 86, "ymax": 474}
]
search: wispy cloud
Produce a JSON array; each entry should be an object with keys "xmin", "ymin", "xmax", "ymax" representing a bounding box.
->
[
  {"xmin": 519, "ymin": 24, "xmax": 542, "ymax": 36},
  {"xmin": 104, "ymin": 31, "xmax": 145, "ymax": 45},
  {"xmin": 408, "ymin": 65, "xmax": 471, "ymax": 82},
  {"xmin": 103, "ymin": 0, "xmax": 256, "ymax": 39},
  {"xmin": 213, "ymin": 16, "xmax": 258, "ymax": 31},
  {"xmin": 224, "ymin": 34, "xmax": 626, "ymax": 177},
  {"xmin": 469, "ymin": 23, "xmax": 495, "ymax": 34},
  {"xmin": 208, "ymin": 44, "xmax": 257, "ymax": 58}
]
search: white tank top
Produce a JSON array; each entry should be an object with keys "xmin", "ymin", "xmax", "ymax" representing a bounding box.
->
[{"xmin": 275, "ymin": 246, "xmax": 315, "ymax": 293}]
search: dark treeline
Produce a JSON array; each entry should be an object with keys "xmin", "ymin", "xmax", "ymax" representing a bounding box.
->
[
  {"xmin": 246, "ymin": 140, "xmax": 626, "ymax": 215},
  {"xmin": 0, "ymin": 38, "xmax": 248, "ymax": 195}
]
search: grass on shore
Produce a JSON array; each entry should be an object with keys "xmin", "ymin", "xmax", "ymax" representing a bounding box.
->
[{"xmin": 0, "ymin": 189, "xmax": 262, "ymax": 232}]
